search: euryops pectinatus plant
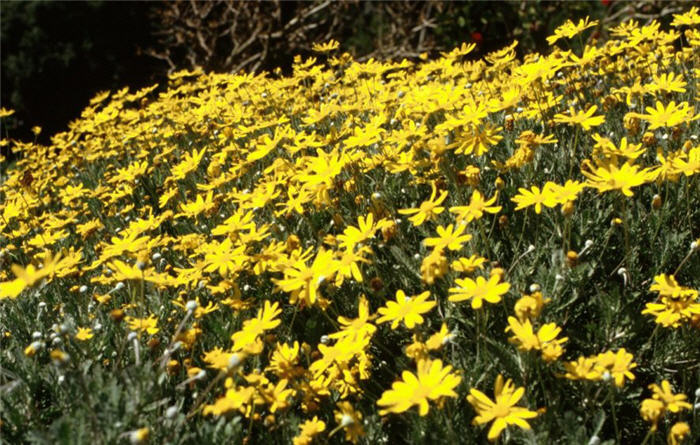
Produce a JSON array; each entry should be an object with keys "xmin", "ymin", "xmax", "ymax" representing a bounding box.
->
[{"xmin": 2, "ymin": 9, "xmax": 700, "ymax": 445}]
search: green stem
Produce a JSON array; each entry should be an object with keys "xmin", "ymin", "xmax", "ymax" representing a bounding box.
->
[{"xmin": 608, "ymin": 385, "xmax": 620, "ymax": 444}]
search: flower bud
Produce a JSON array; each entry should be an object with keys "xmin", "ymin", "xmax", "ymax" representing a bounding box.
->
[
  {"xmin": 129, "ymin": 427, "xmax": 149, "ymax": 445},
  {"xmin": 561, "ymin": 201, "xmax": 574, "ymax": 217},
  {"xmin": 495, "ymin": 177, "xmax": 505, "ymax": 190}
]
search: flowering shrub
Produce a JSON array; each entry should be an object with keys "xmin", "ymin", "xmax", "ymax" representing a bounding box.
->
[{"xmin": 1, "ymin": 9, "xmax": 700, "ymax": 444}]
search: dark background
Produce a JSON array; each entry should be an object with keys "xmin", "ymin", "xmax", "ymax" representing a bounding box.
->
[
  {"xmin": 1, "ymin": 1, "xmax": 164, "ymax": 143},
  {"xmin": 0, "ymin": 1, "xmax": 681, "ymax": 147}
]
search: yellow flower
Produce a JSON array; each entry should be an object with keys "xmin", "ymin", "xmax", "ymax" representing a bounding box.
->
[
  {"xmin": 505, "ymin": 317, "xmax": 568, "ymax": 362},
  {"xmin": 267, "ymin": 342, "xmax": 302, "ymax": 379},
  {"xmin": 630, "ymin": 101, "xmax": 695, "ymax": 130},
  {"xmin": 562, "ymin": 356, "xmax": 602, "ymax": 382},
  {"xmin": 553, "ymin": 105, "xmax": 605, "ymax": 130},
  {"xmin": 425, "ymin": 323, "xmax": 453, "ymax": 350},
  {"xmin": 331, "ymin": 294, "xmax": 377, "ymax": 342},
  {"xmin": 547, "ymin": 16, "xmax": 598, "ymax": 45},
  {"xmin": 75, "ymin": 327, "xmax": 94, "ymax": 341},
  {"xmin": 451, "ymin": 254, "xmax": 488, "ymax": 274},
  {"xmin": 273, "ymin": 248, "xmax": 337, "ymax": 307},
  {"xmin": 312, "ymin": 39, "xmax": 340, "ymax": 53},
  {"xmin": 511, "ymin": 185, "xmax": 556, "ymax": 214},
  {"xmin": 376, "ymin": 290, "xmax": 436, "ymax": 329},
  {"xmin": 640, "ymin": 398, "xmax": 665, "ymax": 431},
  {"xmin": 449, "ymin": 274, "xmax": 510, "ymax": 309},
  {"xmin": 293, "ymin": 416, "xmax": 326, "ymax": 445},
  {"xmin": 581, "ymin": 160, "xmax": 654, "ymax": 197},
  {"xmin": 261, "ymin": 379, "xmax": 295, "ymax": 413},
  {"xmin": 643, "ymin": 274, "xmax": 700, "ymax": 328},
  {"xmin": 667, "ymin": 422, "xmax": 690, "ymax": 445},
  {"xmin": 377, "ymin": 359, "xmax": 461, "ymax": 416},
  {"xmin": 420, "ymin": 249, "xmax": 448, "ymax": 285},
  {"xmin": 424, "ymin": 223, "xmax": 472, "ymax": 251},
  {"xmin": 467, "ymin": 374, "xmax": 538, "ymax": 442},
  {"xmin": 231, "ymin": 301, "xmax": 281, "ymax": 352},
  {"xmin": 333, "ymin": 401, "xmax": 365, "ymax": 443},
  {"xmin": 337, "ymin": 213, "xmax": 390, "ymax": 251},
  {"xmin": 398, "ymin": 182, "xmax": 448, "ymax": 226},
  {"xmin": 125, "ymin": 315, "xmax": 160, "ymax": 336},
  {"xmin": 671, "ymin": 6, "xmax": 700, "ymax": 27},
  {"xmin": 595, "ymin": 349, "xmax": 637, "ymax": 387},
  {"xmin": 514, "ymin": 291, "xmax": 550, "ymax": 321},
  {"xmin": 649, "ymin": 72, "xmax": 687, "ymax": 95},
  {"xmin": 648, "ymin": 380, "xmax": 692, "ymax": 413},
  {"xmin": 450, "ymin": 190, "xmax": 501, "ymax": 223}
]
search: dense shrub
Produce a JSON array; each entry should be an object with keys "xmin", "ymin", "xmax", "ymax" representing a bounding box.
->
[{"xmin": 1, "ymin": 7, "xmax": 700, "ymax": 445}]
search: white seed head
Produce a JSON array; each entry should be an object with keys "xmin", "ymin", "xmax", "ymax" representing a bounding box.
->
[
  {"xmin": 185, "ymin": 300, "xmax": 198, "ymax": 313},
  {"xmin": 529, "ymin": 284, "xmax": 541, "ymax": 293},
  {"xmin": 227, "ymin": 353, "xmax": 242, "ymax": 370},
  {"xmin": 320, "ymin": 335, "xmax": 330, "ymax": 344},
  {"xmin": 114, "ymin": 282, "xmax": 125, "ymax": 291},
  {"xmin": 165, "ymin": 405, "xmax": 178, "ymax": 419},
  {"xmin": 527, "ymin": 244, "xmax": 535, "ymax": 253},
  {"xmin": 79, "ymin": 285, "xmax": 88, "ymax": 293},
  {"xmin": 340, "ymin": 414, "xmax": 354, "ymax": 427}
]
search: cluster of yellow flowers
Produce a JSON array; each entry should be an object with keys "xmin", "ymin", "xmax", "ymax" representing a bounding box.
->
[{"xmin": 1, "ymin": 7, "xmax": 700, "ymax": 444}]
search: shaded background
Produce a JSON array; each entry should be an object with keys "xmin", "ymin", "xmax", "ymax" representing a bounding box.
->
[{"xmin": 0, "ymin": 0, "xmax": 686, "ymax": 146}]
